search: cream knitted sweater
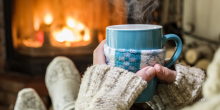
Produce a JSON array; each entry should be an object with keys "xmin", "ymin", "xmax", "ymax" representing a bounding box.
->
[
  {"xmin": 75, "ymin": 63, "xmax": 206, "ymax": 110},
  {"xmin": 75, "ymin": 48, "xmax": 220, "ymax": 110},
  {"xmin": 75, "ymin": 65, "xmax": 147, "ymax": 110}
]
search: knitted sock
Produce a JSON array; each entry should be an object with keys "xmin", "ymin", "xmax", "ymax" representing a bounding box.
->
[
  {"xmin": 104, "ymin": 44, "xmax": 166, "ymax": 73},
  {"xmin": 46, "ymin": 56, "xmax": 81, "ymax": 110},
  {"xmin": 14, "ymin": 88, "xmax": 47, "ymax": 110}
]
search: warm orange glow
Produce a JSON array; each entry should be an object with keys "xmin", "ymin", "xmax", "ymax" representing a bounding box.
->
[
  {"xmin": 23, "ymin": 39, "xmax": 42, "ymax": 48},
  {"xmin": 65, "ymin": 42, "xmax": 71, "ymax": 47},
  {"xmin": 53, "ymin": 27, "xmax": 83, "ymax": 43},
  {"xmin": 44, "ymin": 13, "xmax": 53, "ymax": 25},
  {"xmin": 34, "ymin": 16, "xmax": 40, "ymax": 31},
  {"xmin": 55, "ymin": 32, "xmax": 65, "ymax": 42},
  {"xmin": 83, "ymin": 34, "xmax": 90, "ymax": 41},
  {"xmin": 61, "ymin": 28, "xmax": 75, "ymax": 42},
  {"xmin": 77, "ymin": 23, "xmax": 84, "ymax": 30},
  {"xmin": 51, "ymin": 18, "xmax": 91, "ymax": 47},
  {"xmin": 66, "ymin": 17, "xmax": 76, "ymax": 28}
]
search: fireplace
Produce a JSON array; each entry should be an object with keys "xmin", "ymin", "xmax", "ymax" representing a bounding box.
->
[{"xmin": 3, "ymin": 0, "xmax": 126, "ymax": 76}]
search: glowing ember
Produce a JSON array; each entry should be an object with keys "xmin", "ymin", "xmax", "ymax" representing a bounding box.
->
[
  {"xmin": 37, "ymin": 31, "xmax": 44, "ymax": 43},
  {"xmin": 66, "ymin": 17, "xmax": 76, "ymax": 28},
  {"xmin": 23, "ymin": 39, "xmax": 42, "ymax": 48},
  {"xmin": 44, "ymin": 13, "xmax": 53, "ymax": 25},
  {"xmin": 22, "ymin": 31, "xmax": 44, "ymax": 48}
]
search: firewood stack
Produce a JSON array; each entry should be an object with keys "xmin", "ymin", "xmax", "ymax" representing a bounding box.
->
[{"xmin": 166, "ymin": 42, "xmax": 219, "ymax": 71}]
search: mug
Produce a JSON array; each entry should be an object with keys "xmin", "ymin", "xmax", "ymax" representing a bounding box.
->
[{"xmin": 105, "ymin": 24, "xmax": 182, "ymax": 103}]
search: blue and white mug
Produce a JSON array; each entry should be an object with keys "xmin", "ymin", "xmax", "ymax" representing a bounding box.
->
[{"xmin": 104, "ymin": 24, "xmax": 182, "ymax": 103}]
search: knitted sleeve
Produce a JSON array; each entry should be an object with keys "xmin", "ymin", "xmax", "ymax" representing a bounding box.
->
[
  {"xmin": 146, "ymin": 64, "xmax": 206, "ymax": 110},
  {"xmin": 75, "ymin": 65, "xmax": 147, "ymax": 110}
]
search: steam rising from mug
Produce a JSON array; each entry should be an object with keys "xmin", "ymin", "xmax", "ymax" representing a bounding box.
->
[{"xmin": 109, "ymin": 0, "xmax": 159, "ymax": 24}]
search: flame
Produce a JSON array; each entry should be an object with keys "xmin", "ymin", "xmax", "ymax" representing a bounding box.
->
[
  {"xmin": 83, "ymin": 34, "xmax": 90, "ymax": 41},
  {"xmin": 55, "ymin": 32, "xmax": 65, "ymax": 42},
  {"xmin": 77, "ymin": 23, "xmax": 84, "ymax": 30},
  {"xmin": 66, "ymin": 17, "xmax": 76, "ymax": 28},
  {"xmin": 62, "ymin": 28, "xmax": 75, "ymax": 41},
  {"xmin": 44, "ymin": 13, "xmax": 53, "ymax": 25},
  {"xmin": 34, "ymin": 16, "xmax": 40, "ymax": 31},
  {"xmin": 53, "ymin": 27, "xmax": 82, "ymax": 43},
  {"xmin": 83, "ymin": 29, "xmax": 90, "ymax": 41},
  {"xmin": 52, "ymin": 18, "xmax": 91, "ymax": 46}
]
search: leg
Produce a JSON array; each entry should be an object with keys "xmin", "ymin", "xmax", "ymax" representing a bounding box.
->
[
  {"xmin": 46, "ymin": 56, "xmax": 81, "ymax": 110},
  {"xmin": 14, "ymin": 88, "xmax": 46, "ymax": 110}
]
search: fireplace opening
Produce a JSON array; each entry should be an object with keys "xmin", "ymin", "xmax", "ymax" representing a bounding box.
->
[
  {"xmin": 12, "ymin": 0, "xmax": 104, "ymax": 57},
  {"xmin": 3, "ymin": 0, "xmax": 127, "ymax": 76}
]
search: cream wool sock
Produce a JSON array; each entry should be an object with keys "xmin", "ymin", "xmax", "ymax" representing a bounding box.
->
[
  {"xmin": 46, "ymin": 56, "xmax": 81, "ymax": 110},
  {"xmin": 14, "ymin": 88, "xmax": 46, "ymax": 110}
]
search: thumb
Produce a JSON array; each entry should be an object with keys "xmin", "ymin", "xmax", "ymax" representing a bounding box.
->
[
  {"xmin": 136, "ymin": 67, "xmax": 156, "ymax": 82},
  {"xmin": 154, "ymin": 64, "xmax": 177, "ymax": 83}
]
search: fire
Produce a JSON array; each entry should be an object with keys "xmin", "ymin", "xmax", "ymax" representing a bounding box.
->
[
  {"xmin": 53, "ymin": 27, "xmax": 83, "ymax": 43},
  {"xmin": 44, "ymin": 13, "xmax": 53, "ymax": 25},
  {"xmin": 52, "ymin": 18, "xmax": 91, "ymax": 46},
  {"xmin": 77, "ymin": 23, "xmax": 84, "ymax": 30},
  {"xmin": 83, "ymin": 34, "xmax": 90, "ymax": 41},
  {"xmin": 66, "ymin": 17, "xmax": 76, "ymax": 28},
  {"xmin": 34, "ymin": 16, "xmax": 40, "ymax": 31}
]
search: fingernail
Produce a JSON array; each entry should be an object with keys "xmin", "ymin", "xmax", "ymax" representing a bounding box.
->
[{"xmin": 146, "ymin": 67, "xmax": 155, "ymax": 78}]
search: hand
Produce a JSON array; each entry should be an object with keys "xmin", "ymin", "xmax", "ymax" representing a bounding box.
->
[
  {"xmin": 93, "ymin": 40, "xmax": 177, "ymax": 83},
  {"xmin": 93, "ymin": 39, "xmax": 107, "ymax": 65},
  {"xmin": 154, "ymin": 64, "xmax": 177, "ymax": 83}
]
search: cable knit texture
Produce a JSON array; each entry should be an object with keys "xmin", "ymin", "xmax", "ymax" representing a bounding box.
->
[
  {"xmin": 75, "ymin": 65, "xmax": 147, "ymax": 110},
  {"xmin": 146, "ymin": 64, "xmax": 206, "ymax": 110}
]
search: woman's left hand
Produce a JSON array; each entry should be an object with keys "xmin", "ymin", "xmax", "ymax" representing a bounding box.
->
[{"xmin": 93, "ymin": 39, "xmax": 177, "ymax": 83}]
